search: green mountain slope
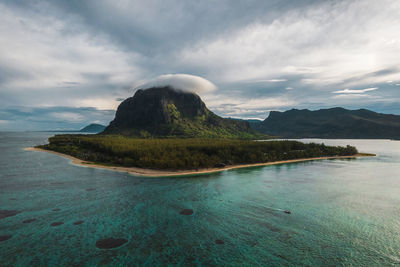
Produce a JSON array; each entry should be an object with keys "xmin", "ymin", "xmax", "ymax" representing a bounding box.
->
[{"xmin": 103, "ymin": 87, "xmax": 264, "ymax": 138}]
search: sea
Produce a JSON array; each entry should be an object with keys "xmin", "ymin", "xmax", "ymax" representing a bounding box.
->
[{"xmin": 1, "ymin": 131, "xmax": 400, "ymax": 266}]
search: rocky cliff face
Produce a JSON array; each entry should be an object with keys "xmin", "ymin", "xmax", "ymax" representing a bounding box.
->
[{"xmin": 103, "ymin": 86, "xmax": 257, "ymax": 138}]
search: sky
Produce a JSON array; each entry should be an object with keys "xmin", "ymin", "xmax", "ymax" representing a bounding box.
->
[{"xmin": 0, "ymin": 0, "xmax": 399, "ymax": 130}]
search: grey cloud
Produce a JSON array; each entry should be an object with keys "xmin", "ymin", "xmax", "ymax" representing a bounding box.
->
[
  {"xmin": 61, "ymin": 81, "xmax": 80, "ymax": 85},
  {"xmin": 0, "ymin": 64, "xmax": 32, "ymax": 86},
  {"xmin": 0, "ymin": 106, "xmax": 114, "ymax": 130},
  {"xmin": 48, "ymin": 0, "xmax": 326, "ymax": 54},
  {"xmin": 340, "ymin": 67, "xmax": 400, "ymax": 87},
  {"xmin": 0, "ymin": 0, "xmax": 400, "ymax": 130}
]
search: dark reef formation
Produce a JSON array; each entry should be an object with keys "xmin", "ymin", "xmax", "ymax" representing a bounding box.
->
[
  {"xmin": 23, "ymin": 218, "xmax": 37, "ymax": 223},
  {"xmin": 0, "ymin": 210, "xmax": 19, "ymax": 219},
  {"xmin": 180, "ymin": 209, "xmax": 194, "ymax": 215},
  {"xmin": 95, "ymin": 238, "xmax": 128, "ymax": 249},
  {"xmin": 0, "ymin": 235, "xmax": 12, "ymax": 242}
]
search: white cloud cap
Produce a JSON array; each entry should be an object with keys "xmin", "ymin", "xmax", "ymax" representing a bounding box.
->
[{"xmin": 137, "ymin": 74, "xmax": 217, "ymax": 94}]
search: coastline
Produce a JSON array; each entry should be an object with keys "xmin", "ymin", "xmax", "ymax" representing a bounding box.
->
[{"xmin": 24, "ymin": 147, "xmax": 375, "ymax": 177}]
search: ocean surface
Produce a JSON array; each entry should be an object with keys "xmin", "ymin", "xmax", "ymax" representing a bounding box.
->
[{"xmin": 1, "ymin": 132, "xmax": 400, "ymax": 266}]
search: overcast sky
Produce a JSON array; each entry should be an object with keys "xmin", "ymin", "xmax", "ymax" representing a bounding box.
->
[{"xmin": 1, "ymin": 0, "xmax": 399, "ymax": 130}]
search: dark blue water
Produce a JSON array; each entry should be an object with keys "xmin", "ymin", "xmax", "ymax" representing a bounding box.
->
[{"xmin": 1, "ymin": 132, "xmax": 400, "ymax": 266}]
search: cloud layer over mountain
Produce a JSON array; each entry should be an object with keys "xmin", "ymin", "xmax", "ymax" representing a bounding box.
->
[
  {"xmin": 0, "ymin": 0, "xmax": 399, "ymax": 129},
  {"xmin": 137, "ymin": 74, "xmax": 216, "ymax": 94}
]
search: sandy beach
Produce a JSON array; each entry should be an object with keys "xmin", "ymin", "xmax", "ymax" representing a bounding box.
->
[{"xmin": 24, "ymin": 147, "xmax": 375, "ymax": 177}]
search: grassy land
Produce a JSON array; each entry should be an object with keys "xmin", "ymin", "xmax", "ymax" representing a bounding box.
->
[{"xmin": 37, "ymin": 134, "xmax": 359, "ymax": 170}]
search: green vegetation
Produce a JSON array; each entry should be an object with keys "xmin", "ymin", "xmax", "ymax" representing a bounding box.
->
[
  {"xmin": 106, "ymin": 114, "xmax": 268, "ymax": 139},
  {"xmin": 38, "ymin": 134, "xmax": 359, "ymax": 170},
  {"xmin": 102, "ymin": 87, "xmax": 266, "ymax": 139},
  {"xmin": 142, "ymin": 112, "xmax": 269, "ymax": 139}
]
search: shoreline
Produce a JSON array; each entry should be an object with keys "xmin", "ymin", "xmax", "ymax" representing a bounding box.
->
[{"xmin": 24, "ymin": 147, "xmax": 375, "ymax": 177}]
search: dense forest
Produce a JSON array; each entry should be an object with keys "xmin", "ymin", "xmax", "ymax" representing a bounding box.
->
[{"xmin": 38, "ymin": 134, "xmax": 359, "ymax": 170}]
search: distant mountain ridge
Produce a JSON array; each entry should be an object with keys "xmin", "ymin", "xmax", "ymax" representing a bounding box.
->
[
  {"xmin": 80, "ymin": 123, "xmax": 106, "ymax": 133},
  {"xmin": 251, "ymin": 107, "xmax": 400, "ymax": 139},
  {"xmin": 103, "ymin": 86, "xmax": 262, "ymax": 138}
]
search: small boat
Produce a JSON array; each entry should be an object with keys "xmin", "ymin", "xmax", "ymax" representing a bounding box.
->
[{"xmin": 284, "ymin": 210, "xmax": 291, "ymax": 214}]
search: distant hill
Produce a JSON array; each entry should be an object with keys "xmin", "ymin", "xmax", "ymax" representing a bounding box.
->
[
  {"xmin": 80, "ymin": 123, "xmax": 106, "ymax": 133},
  {"xmin": 103, "ymin": 86, "xmax": 263, "ymax": 138},
  {"xmin": 252, "ymin": 107, "xmax": 400, "ymax": 139}
]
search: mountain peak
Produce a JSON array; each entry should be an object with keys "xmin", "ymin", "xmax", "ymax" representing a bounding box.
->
[
  {"xmin": 80, "ymin": 123, "xmax": 106, "ymax": 133},
  {"xmin": 103, "ymin": 86, "xmax": 259, "ymax": 138}
]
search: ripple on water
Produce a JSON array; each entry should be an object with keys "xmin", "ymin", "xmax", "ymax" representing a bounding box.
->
[{"xmin": 50, "ymin": 222, "xmax": 63, "ymax": 227}]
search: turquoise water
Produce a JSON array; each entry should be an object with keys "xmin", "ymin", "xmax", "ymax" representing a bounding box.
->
[{"xmin": 1, "ymin": 132, "xmax": 400, "ymax": 266}]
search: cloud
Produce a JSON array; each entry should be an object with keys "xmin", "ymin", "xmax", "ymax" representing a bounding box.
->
[
  {"xmin": 265, "ymin": 79, "xmax": 287, "ymax": 82},
  {"xmin": 0, "ymin": 106, "xmax": 114, "ymax": 130},
  {"xmin": 180, "ymin": 0, "xmax": 400, "ymax": 88},
  {"xmin": 1, "ymin": 0, "xmax": 400, "ymax": 129},
  {"xmin": 332, "ymin": 94, "xmax": 374, "ymax": 99},
  {"xmin": 333, "ymin": 87, "xmax": 378, "ymax": 94},
  {"xmin": 0, "ymin": 1, "xmax": 141, "ymax": 109},
  {"xmin": 246, "ymin": 79, "xmax": 287, "ymax": 83},
  {"xmin": 48, "ymin": 112, "xmax": 84, "ymax": 123},
  {"xmin": 136, "ymin": 74, "xmax": 217, "ymax": 94},
  {"xmin": 204, "ymin": 94, "xmax": 297, "ymax": 119}
]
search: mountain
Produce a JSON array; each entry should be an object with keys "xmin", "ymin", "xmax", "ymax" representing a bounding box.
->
[
  {"xmin": 80, "ymin": 123, "xmax": 106, "ymax": 133},
  {"xmin": 103, "ymin": 86, "xmax": 262, "ymax": 138},
  {"xmin": 253, "ymin": 107, "xmax": 400, "ymax": 139}
]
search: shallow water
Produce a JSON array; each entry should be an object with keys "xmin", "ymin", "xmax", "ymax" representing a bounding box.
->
[{"xmin": 1, "ymin": 132, "xmax": 400, "ymax": 266}]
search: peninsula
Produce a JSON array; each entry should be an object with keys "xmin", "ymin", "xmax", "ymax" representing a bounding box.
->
[
  {"xmin": 25, "ymin": 146, "xmax": 372, "ymax": 177},
  {"xmin": 28, "ymin": 86, "xmax": 374, "ymax": 177}
]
